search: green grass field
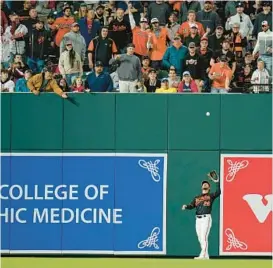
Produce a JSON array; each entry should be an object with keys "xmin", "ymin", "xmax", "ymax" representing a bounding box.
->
[{"xmin": 2, "ymin": 258, "xmax": 272, "ymax": 268}]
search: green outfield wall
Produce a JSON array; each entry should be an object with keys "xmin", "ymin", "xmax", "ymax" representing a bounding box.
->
[{"xmin": 1, "ymin": 93, "xmax": 272, "ymax": 257}]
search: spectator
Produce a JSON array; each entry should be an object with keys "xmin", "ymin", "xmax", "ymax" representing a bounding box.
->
[
  {"xmin": 85, "ymin": 61, "xmax": 113, "ymax": 92},
  {"xmin": 183, "ymin": 42, "xmax": 204, "ymax": 91},
  {"xmin": 0, "ymin": 69, "xmax": 15, "ymax": 92},
  {"xmin": 15, "ymin": 69, "xmax": 33, "ymax": 92},
  {"xmin": 144, "ymin": 68, "xmax": 161, "ymax": 92},
  {"xmin": 253, "ymin": 1, "xmax": 272, "ymax": 37},
  {"xmin": 178, "ymin": 10, "xmax": 205, "ymax": 39},
  {"xmin": 110, "ymin": 69, "xmax": 120, "ymax": 92},
  {"xmin": 108, "ymin": 8, "xmax": 132, "ymax": 53},
  {"xmin": 60, "ymin": 22, "xmax": 86, "ymax": 63},
  {"xmin": 27, "ymin": 67, "xmax": 68, "ymax": 98},
  {"xmin": 78, "ymin": 9, "xmax": 101, "ymax": 47},
  {"xmin": 227, "ymin": 23, "xmax": 247, "ymax": 59},
  {"xmin": 168, "ymin": 67, "xmax": 180, "ymax": 88},
  {"xmin": 128, "ymin": 6, "xmax": 150, "ymax": 58},
  {"xmin": 211, "ymin": 39, "xmax": 237, "ymax": 75},
  {"xmin": 209, "ymin": 55, "xmax": 232, "ymax": 94},
  {"xmin": 88, "ymin": 26, "xmax": 118, "ymax": 71},
  {"xmin": 253, "ymin": 20, "xmax": 273, "ymax": 74},
  {"xmin": 94, "ymin": 4, "xmax": 105, "ymax": 26},
  {"xmin": 26, "ymin": 20, "xmax": 52, "ymax": 73},
  {"xmin": 184, "ymin": 24, "xmax": 201, "ymax": 48},
  {"xmin": 23, "ymin": 8, "xmax": 38, "ymax": 34},
  {"xmin": 58, "ymin": 40, "xmax": 83, "ymax": 86},
  {"xmin": 162, "ymin": 35, "xmax": 188, "ymax": 75},
  {"xmin": 243, "ymin": 51, "xmax": 255, "ymax": 69},
  {"xmin": 141, "ymin": 56, "xmax": 152, "ymax": 81},
  {"xmin": 148, "ymin": 1, "xmax": 171, "ymax": 25},
  {"xmin": 4, "ymin": 13, "xmax": 28, "ymax": 57},
  {"xmin": 196, "ymin": 0, "xmax": 221, "ymax": 34},
  {"xmin": 76, "ymin": 3, "xmax": 88, "ymax": 21},
  {"xmin": 225, "ymin": 1, "xmax": 254, "ymax": 39},
  {"xmin": 52, "ymin": 6, "xmax": 75, "ymax": 47},
  {"xmin": 166, "ymin": 12, "xmax": 180, "ymax": 46},
  {"xmin": 8, "ymin": 59, "xmax": 25, "ymax": 82},
  {"xmin": 71, "ymin": 76, "xmax": 85, "ymax": 92},
  {"xmin": 17, "ymin": 0, "xmax": 32, "ymax": 21},
  {"xmin": 58, "ymin": 78, "xmax": 70, "ymax": 92},
  {"xmin": 147, "ymin": 18, "xmax": 170, "ymax": 70},
  {"xmin": 12, "ymin": 54, "xmax": 29, "ymax": 74},
  {"xmin": 208, "ymin": 24, "xmax": 225, "ymax": 51},
  {"xmin": 113, "ymin": 43, "xmax": 142, "ymax": 93},
  {"xmin": 251, "ymin": 59, "xmax": 270, "ymax": 92},
  {"xmin": 234, "ymin": 64, "xmax": 253, "ymax": 92},
  {"xmin": 198, "ymin": 36, "xmax": 213, "ymax": 92},
  {"xmin": 225, "ymin": 0, "xmax": 238, "ymax": 18},
  {"xmin": 180, "ymin": 1, "xmax": 201, "ymax": 23},
  {"xmin": 177, "ymin": 71, "xmax": 198, "ymax": 92},
  {"xmin": 155, "ymin": 77, "xmax": 177, "ymax": 93}
]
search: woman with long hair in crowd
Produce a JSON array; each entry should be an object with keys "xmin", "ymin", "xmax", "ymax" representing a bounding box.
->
[{"xmin": 58, "ymin": 40, "xmax": 83, "ymax": 86}]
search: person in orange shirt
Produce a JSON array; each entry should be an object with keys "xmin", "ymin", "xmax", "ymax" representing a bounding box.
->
[
  {"xmin": 147, "ymin": 17, "xmax": 170, "ymax": 70},
  {"xmin": 209, "ymin": 55, "xmax": 232, "ymax": 94},
  {"xmin": 52, "ymin": 6, "xmax": 75, "ymax": 47},
  {"xmin": 177, "ymin": 10, "xmax": 205, "ymax": 39},
  {"xmin": 128, "ymin": 2, "xmax": 150, "ymax": 58}
]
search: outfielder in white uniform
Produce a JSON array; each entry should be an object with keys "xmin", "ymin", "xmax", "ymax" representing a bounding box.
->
[{"xmin": 182, "ymin": 171, "xmax": 221, "ymax": 260}]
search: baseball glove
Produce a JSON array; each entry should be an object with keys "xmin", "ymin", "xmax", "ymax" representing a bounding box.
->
[{"xmin": 207, "ymin": 170, "xmax": 219, "ymax": 183}]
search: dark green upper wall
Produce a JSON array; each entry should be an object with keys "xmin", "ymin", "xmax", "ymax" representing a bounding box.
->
[{"xmin": 1, "ymin": 93, "xmax": 272, "ymax": 152}]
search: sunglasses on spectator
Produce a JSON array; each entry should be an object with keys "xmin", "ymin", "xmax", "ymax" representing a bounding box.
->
[
  {"xmin": 262, "ymin": 25, "xmax": 268, "ymax": 27},
  {"xmin": 66, "ymin": 44, "xmax": 72, "ymax": 46}
]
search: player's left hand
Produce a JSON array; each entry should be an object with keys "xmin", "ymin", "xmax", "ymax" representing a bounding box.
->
[
  {"xmin": 207, "ymin": 170, "xmax": 219, "ymax": 183},
  {"xmin": 181, "ymin": 205, "xmax": 187, "ymax": 210}
]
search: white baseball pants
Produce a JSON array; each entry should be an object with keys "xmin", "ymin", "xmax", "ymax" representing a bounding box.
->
[{"xmin": 195, "ymin": 214, "xmax": 212, "ymax": 258}]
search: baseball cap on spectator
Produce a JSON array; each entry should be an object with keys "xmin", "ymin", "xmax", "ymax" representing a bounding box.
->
[
  {"xmin": 262, "ymin": 1, "xmax": 271, "ymax": 6},
  {"xmin": 261, "ymin": 21, "xmax": 269, "ymax": 26},
  {"xmin": 223, "ymin": 39, "xmax": 230, "ymax": 44},
  {"xmin": 96, "ymin": 5, "xmax": 105, "ymax": 10},
  {"xmin": 140, "ymin": 18, "xmax": 148, "ymax": 23},
  {"xmin": 183, "ymin": 71, "xmax": 191, "ymax": 76},
  {"xmin": 204, "ymin": 0, "xmax": 213, "ymax": 3},
  {"xmin": 173, "ymin": 35, "xmax": 181, "ymax": 40},
  {"xmin": 245, "ymin": 51, "xmax": 252, "ymax": 56},
  {"xmin": 170, "ymin": 11, "xmax": 179, "ymax": 17},
  {"xmin": 190, "ymin": 24, "xmax": 198, "ymax": 29},
  {"xmin": 65, "ymin": 40, "xmax": 72, "ymax": 45},
  {"xmin": 219, "ymin": 55, "xmax": 228, "ymax": 62},
  {"xmin": 148, "ymin": 68, "xmax": 157, "ymax": 74},
  {"xmin": 80, "ymin": 3, "xmax": 87, "ymax": 7},
  {"xmin": 95, "ymin": 61, "xmax": 104, "ymax": 67},
  {"xmin": 127, "ymin": 43, "xmax": 135, "ymax": 48},
  {"xmin": 63, "ymin": 6, "xmax": 71, "ymax": 12},
  {"xmin": 216, "ymin": 24, "xmax": 224, "ymax": 30},
  {"xmin": 201, "ymin": 36, "xmax": 208, "ymax": 42},
  {"xmin": 72, "ymin": 22, "xmax": 79, "ymax": 27},
  {"xmin": 151, "ymin": 18, "xmax": 159, "ymax": 24},
  {"xmin": 236, "ymin": 1, "xmax": 244, "ymax": 8},
  {"xmin": 189, "ymin": 42, "xmax": 196, "ymax": 48},
  {"xmin": 161, "ymin": 78, "xmax": 169, "ymax": 83}
]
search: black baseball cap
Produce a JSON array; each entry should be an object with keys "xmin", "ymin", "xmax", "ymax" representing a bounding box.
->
[
  {"xmin": 236, "ymin": 1, "xmax": 244, "ymax": 8},
  {"xmin": 219, "ymin": 55, "xmax": 228, "ymax": 62},
  {"xmin": 95, "ymin": 61, "xmax": 104, "ymax": 67},
  {"xmin": 202, "ymin": 180, "xmax": 210, "ymax": 186},
  {"xmin": 148, "ymin": 68, "xmax": 157, "ymax": 74}
]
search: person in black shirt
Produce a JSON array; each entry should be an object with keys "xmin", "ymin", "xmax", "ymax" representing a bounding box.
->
[
  {"xmin": 198, "ymin": 37, "xmax": 213, "ymax": 92},
  {"xmin": 208, "ymin": 24, "xmax": 224, "ymax": 51},
  {"xmin": 211, "ymin": 39, "xmax": 236, "ymax": 75},
  {"xmin": 183, "ymin": 42, "xmax": 203, "ymax": 91},
  {"xmin": 182, "ymin": 172, "xmax": 221, "ymax": 260},
  {"xmin": 95, "ymin": 5, "xmax": 105, "ymax": 26},
  {"xmin": 108, "ymin": 8, "xmax": 132, "ymax": 53},
  {"xmin": 144, "ymin": 69, "xmax": 161, "ymax": 92}
]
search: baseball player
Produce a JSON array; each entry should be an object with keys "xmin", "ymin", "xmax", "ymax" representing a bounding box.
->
[{"xmin": 181, "ymin": 171, "xmax": 221, "ymax": 260}]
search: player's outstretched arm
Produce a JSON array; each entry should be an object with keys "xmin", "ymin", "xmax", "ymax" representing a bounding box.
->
[
  {"xmin": 181, "ymin": 198, "xmax": 196, "ymax": 210},
  {"xmin": 210, "ymin": 180, "xmax": 221, "ymax": 199}
]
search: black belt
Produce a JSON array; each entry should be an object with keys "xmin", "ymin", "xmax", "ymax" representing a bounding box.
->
[{"xmin": 196, "ymin": 214, "xmax": 209, "ymax": 219}]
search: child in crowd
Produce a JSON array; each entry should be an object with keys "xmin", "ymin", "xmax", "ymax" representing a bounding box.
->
[{"xmin": 71, "ymin": 77, "xmax": 85, "ymax": 92}]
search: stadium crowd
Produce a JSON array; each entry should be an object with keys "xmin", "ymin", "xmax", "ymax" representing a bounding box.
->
[{"xmin": 0, "ymin": 0, "xmax": 272, "ymax": 95}]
